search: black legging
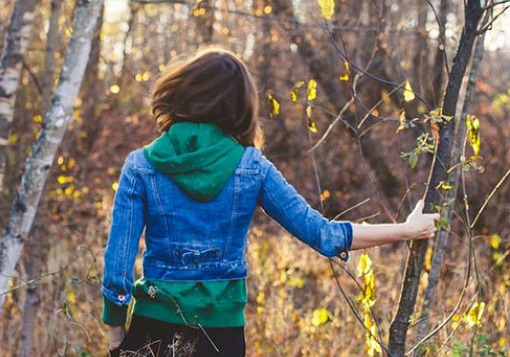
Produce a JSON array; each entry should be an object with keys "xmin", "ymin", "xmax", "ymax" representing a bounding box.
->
[{"xmin": 109, "ymin": 314, "xmax": 245, "ymax": 357}]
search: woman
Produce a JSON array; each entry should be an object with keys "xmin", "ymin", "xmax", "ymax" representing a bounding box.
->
[{"xmin": 102, "ymin": 47, "xmax": 438, "ymax": 357}]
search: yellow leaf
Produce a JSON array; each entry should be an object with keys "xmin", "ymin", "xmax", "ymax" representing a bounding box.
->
[
  {"xmin": 306, "ymin": 105, "xmax": 312, "ymax": 119},
  {"xmin": 490, "ymin": 234, "xmax": 501, "ymax": 250},
  {"xmin": 424, "ymin": 246, "xmax": 433, "ymax": 271},
  {"xmin": 311, "ymin": 308, "xmax": 330, "ymax": 327},
  {"xmin": 256, "ymin": 291, "xmax": 265, "ymax": 304},
  {"xmin": 112, "ymin": 181, "xmax": 119, "ymax": 192},
  {"xmin": 320, "ymin": 190, "xmax": 330, "ymax": 202},
  {"xmin": 64, "ymin": 185, "xmax": 74, "ymax": 197},
  {"xmin": 317, "ymin": 0, "xmax": 335, "ymax": 20},
  {"xmin": 339, "ymin": 61, "xmax": 351, "ymax": 81},
  {"xmin": 403, "ymin": 80, "xmax": 415, "ymax": 102},
  {"xmin": 357, "ymin": 253, "xmax": 373, "ymax": 276},
  {"xmin": 467, "ymin": 115, "xmax": 480, "ymax": 155},
  {"xmin": 33, "ymin": 115, "xmax": 43, "ymax": 123},
  {"xmin": 436, "ymin": 180, "xmax": 452, "ymax": 191},
  {"xmin": 307, "ymin": 79, "xmax": 317, "ymax": 101},
  {"xmin": 464, "ymin": 301, "xmax": 485, "ymax": 327},
  {"xmin": 142, "ymin": 71, "xmax": 151, "ymax": 81},
  {"xmin": 363, "ymin": 310, "xmax": 382, "ymax": 356},
  {"xmin": 68, "ymin": 291, "xmax": 76, "ymax": 304},
  {"xmin": 308, "ymin": 120, "xmax": 318, "ymax": 133},
  {"xmin": 110, "ymin": 85, "xmax": 120, "ymax": 94},
  {"xmin": 8, "ymin": 134, "xmax": 18, "ymax": 144},
  {"xmin": 291, "ymin": 80, "xmax": 305, "ymax": 103},
  {"xmin": 267, "ymin": 92, "xmax": 280, "ymax": 118},
  {"xmin": 264, "ymin": 5, "xmax": 272, "ymax": 14},
  {"xmin": 397, "ymin": 111, "xmax": 406, "ymax": 132},
  {"xmin": 57, "ymin": 175, "xmax": 74, "ymax": 185},
  {"xmin": 339, "ymin": 73, "xmax": 349, "ymax": 81}
]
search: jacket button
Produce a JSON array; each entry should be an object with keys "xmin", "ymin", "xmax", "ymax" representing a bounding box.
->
[
  {"xmin": 339, "ymin": 252, "xmax": 347, "ymax": 259},
  {"xmin": 118, "ymin": 294, "xmax": 126, "ymax": 302}
]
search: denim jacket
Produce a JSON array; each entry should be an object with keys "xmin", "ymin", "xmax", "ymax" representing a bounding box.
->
[{"xmin": 102, "ymin": 147, "xmax": 352, "ymax": 307}]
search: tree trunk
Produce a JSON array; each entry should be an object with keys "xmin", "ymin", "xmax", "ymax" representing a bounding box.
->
[
  {"xmin": 430, "ymin": 0, "xmax": 449, "ymax": 108},
  {"xmin": 388, "ymin": 2, "xmax": 485, "ymax": 355},
  {"xmin": 17, "ymin": 225, "xmax": 47, "ymax": 357},
  {"xmin": 194, "ymin": 0, "xmax": 215, "ymax": 44},
  {"xmin": 16, "ymin": 1, "xmax": 68, "ymax": 354},
  {"xmin": 413, "ymin": 33, "xmax": 485, "ymax": 356},
  {"xmin": 77, "ymin": 3, "xmax": 104, "ymax": 155},
  {"xmin": 0, "ymin": 0, "xmax": 39, "ymax": 193},
  {"xmin": 0, "ymin": 0, "xmax": 104, "ymax": 310},
  {"xmin": 40, "ymin": 0, "xmax": 64, "ymax": 115},
  {"xmin": 121, "ymin": 3, "xmax": 139, "ymax": 78}
]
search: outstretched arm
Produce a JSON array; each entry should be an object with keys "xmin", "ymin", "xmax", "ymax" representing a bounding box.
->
[{"xmin": 350, "ymin": 200, "xmax": 439, "ymax": 250}]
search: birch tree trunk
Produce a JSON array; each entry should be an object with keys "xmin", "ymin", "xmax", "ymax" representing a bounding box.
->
[
  {"xmin": 388, "ymin": 2, "xmax": 485, "ymax": 355},
  {"xmin": 0, "ymin": 0, "xmax": 104, "ymax": 310},
  {"xmin": 0, "ymin": 0, "xmax": 38, "ymax": 193},
  {"xmin": 16, "ymin": 1, "xmax": 68, "ymax": 354}
]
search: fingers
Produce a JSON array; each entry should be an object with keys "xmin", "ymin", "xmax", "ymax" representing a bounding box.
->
[
  {"xmin": 427, "ymin": 213, "xmax": 440, "ymax": 221},
  {"xmin": 415, "ymin": 199, "xmax": 424, "ymax": 212},
  {"xmin": 410, "ymin": 200, "xmax": 424, "ymax": 215}
]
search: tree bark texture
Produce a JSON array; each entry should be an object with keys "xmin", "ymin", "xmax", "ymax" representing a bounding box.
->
[
  {"xmin": 17, "ymin": 225, "xmax": 46, "ymax": 357},
  {"xmin": 413, "ymin": 34, "xmax": 485, "ymax": 356},
  {"xmin": 430, "ymin": 0, "xmax": 449, "ymax": 108},
  {"xmin": 0, "ymin": 0, "xmax": 39, "ymax": 193},
  {"xmin": 0, "ymin": 0, "xmax": 105, "ymax": 310},
  {"xmin": 388, "ymin": 2, "xmax": 485, "ymax": 355}
]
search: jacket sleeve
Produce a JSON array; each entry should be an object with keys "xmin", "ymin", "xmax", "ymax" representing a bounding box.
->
[
  {"xmin": 257, "ymin": 155, "xmax": 352, "ymax": 261},
  {"xmin": 101, "ymin": 152, "xmax": 147, "ymax": 325}
]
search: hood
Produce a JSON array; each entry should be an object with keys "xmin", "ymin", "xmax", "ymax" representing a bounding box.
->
[{"xmin": 142, "ymin": 122, "xmax": 244, "ymax": 201}]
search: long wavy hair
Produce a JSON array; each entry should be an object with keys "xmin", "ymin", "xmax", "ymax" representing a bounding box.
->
[{"xmin": 150, "ymin": 47, "xmax": 263, "ymax": 148}]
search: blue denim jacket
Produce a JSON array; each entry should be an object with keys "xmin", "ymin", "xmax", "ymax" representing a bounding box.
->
[{"xmin": 102, "ymin": 147, "xmax": 352, "ymax": 306}]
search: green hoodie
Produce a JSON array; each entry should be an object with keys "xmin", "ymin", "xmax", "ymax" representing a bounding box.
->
[
  {"xmin": 142, "ymin": 122, "xmax": 244, "ymax": 201},
  {"xmin": 102, "ymin": 122, "xmax": 247, "ymax": 328}
]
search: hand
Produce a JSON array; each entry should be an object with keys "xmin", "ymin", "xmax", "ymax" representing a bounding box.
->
[
  {"xmin": 405, "ymin": 200, "xmax": 440, "ymax": 240},
  {"xmin": 108, "ymin": 325, "xmax": 126, "ymax": 351}
]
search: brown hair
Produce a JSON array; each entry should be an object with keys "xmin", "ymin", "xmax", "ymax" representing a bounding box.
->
[{"xmin": 151, "ymin": 47, "xmax": 263, "ymax": 147}]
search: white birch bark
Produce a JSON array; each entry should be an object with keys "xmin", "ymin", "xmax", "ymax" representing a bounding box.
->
[
  {"xmin": 0, "ymin": 0, "xmax": 38, "ymax": 193},
  {"xmin": 0, "ymin": 0, "xmax": 104, "ymax": 310}
]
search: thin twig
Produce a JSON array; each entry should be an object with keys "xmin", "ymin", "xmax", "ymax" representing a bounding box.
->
[
  {"xmin": 332, "ymin": 198, "xmax": 370, "ymax": 220},
  {"xmin": 470, "ymin": 166, "xmax": 510, "ymax": 228}
]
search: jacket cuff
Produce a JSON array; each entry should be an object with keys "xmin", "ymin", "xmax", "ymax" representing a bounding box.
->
[
  {"xmin": 338, "ymin": 221, "xmax": 353, "ymax": 262},
  {"xmin": 102, "ymin": 296, "xmax": 128, "ymax": 326}
]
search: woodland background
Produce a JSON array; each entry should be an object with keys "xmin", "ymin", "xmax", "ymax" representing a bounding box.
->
[{"xmin": 0, "ymin": 0, "xmax": 509, "ymax": 356}]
